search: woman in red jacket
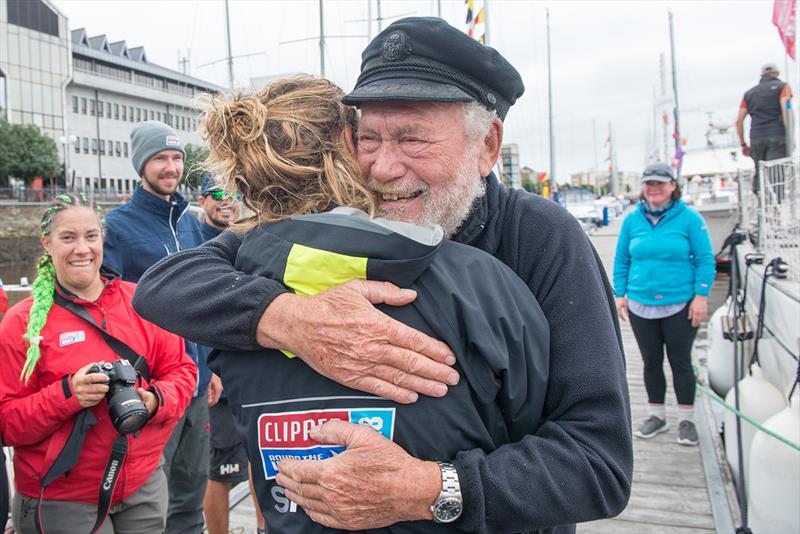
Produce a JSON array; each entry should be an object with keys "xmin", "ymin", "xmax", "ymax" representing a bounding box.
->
[{"xmin": 0, "ymin": 193, "xmax": 196, "ymax": 534}]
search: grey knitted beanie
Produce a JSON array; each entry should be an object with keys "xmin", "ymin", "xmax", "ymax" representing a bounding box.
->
[{"xmin": 130, "ymin": 121, "xmax": 185, "ymax": 175}]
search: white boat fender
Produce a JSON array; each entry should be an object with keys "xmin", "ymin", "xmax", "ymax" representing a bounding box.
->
[
  {"xmin": 723, "ymin": 363, "xmax": 787, "ymax": 492},
  {"xmin": 747, "ymin": 391, "xmax": 800, "ymax": 534},
  {"xmin": 708, "ymin": 299, "xmax": 753, "ymax": 397}
]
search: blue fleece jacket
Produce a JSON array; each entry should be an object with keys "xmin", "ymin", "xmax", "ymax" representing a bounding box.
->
[
  {"xmin": 614, "ymin": 199, "xmax": 715, "ymax": 305},
  {"xmin": 104, "ymin": 185, "xmax": 212, "ymax": 395}
]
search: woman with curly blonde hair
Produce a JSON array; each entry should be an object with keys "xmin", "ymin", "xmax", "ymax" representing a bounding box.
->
[
  {"xmin": 200, "ymin": 75, "xmax": 549, "ymax": 533},
  {"xmin": 202, "ymin": 75, "xmax": 374, "ymax": 229}
]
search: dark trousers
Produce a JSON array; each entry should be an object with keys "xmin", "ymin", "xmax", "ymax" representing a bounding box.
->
[
  {"xmin": 751, "ymin": 136, "xmax": 787, "ymax": 193},
  {"xmin": 629, "ymin": 304, "xmax": 698, "ymax": 406},
  {"xmin": 162, "ymin": 394, "xmax": 209, "ymax": 534}
]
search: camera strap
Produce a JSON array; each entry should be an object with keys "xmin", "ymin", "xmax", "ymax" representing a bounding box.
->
[
  {"xmin": 1, "ymin": 436, "xmax": 8, "ymax": 529},
  {"xmin": 32, "ymin": 292, "xmax": 142, "ymax": 533},
  {"xmin": 53, "ymin": 292, "xmax": 151, "ymax": 382}
]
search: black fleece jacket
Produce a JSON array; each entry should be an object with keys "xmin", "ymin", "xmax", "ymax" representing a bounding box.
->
[{"xmin": 133, "ymin": 175, "xmax": 633, "ymax": 533}]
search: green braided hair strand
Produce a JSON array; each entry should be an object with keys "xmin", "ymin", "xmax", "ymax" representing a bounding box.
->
[
  {"xmin": 21, "ymin": 253, "xmax": 56, "ymax": 382},
  {"xmin": 21, "ymin": 193, "xmax": 102, "ymax": 382}
]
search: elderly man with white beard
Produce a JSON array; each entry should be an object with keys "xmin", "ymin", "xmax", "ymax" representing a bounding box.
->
[{"xmin": 133, "ymin": 17, "xmax": 632, "ymax": 534}]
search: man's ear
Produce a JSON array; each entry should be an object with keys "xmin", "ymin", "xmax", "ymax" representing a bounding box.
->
[
  {"xmin": 39, "ymin": 236, "xmax": 50, "ymax": 254},
  {"xmin": 198, "ymin": 196, "xmax": 207, "ymax": 209},
  {"xmin": 477, "ymin": 118, "xmax": 503, "ymax": 177}
]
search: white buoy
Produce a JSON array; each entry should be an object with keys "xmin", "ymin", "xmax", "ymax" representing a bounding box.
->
[
  {"xmin": 748, "ymin": 391, "xmax": 800, "ymax": 534},
  {"xmin": 724, "ymin": 364, "xmax": 787, "ymax": 491},
  {"xmin": 708, "ymin": 301, "xmax": 752, "ymax": 397}
]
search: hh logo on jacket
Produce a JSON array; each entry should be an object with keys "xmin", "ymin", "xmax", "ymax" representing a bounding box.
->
[{"xmin": 257, "ymin": 408, "xmax": 395, "ymax": 479}]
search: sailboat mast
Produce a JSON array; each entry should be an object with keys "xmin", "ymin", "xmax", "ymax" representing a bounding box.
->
[
  {"xmin": 224, "ymin": 0, "xmax": 234, "ymax": 90},
  {"xmin": 319, "ymin": 0, "xmax": 325, "ymax": 77},
  {"xmin": 546, "ymin": 8, "xmax": 556, "ymax": 198},
  {"xmin": 668, "ymin": 10, "xmax": 682, "ymax": 182}
]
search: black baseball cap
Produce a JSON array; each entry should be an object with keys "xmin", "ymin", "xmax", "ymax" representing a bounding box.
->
[{"xmin": 343, "ymin": 17, "xmax": 525, "ymax": 120}]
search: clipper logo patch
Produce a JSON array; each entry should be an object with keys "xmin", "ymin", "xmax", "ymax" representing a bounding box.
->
[
  {"xmin": 258, "ymin": 408, "xmax": 395, "ymax": 479},
  {"xmin": 59, "ymin": 330, "xmax": 86, "ymax": 347},
  {"xmin": 165, "ymin": 135, "xmax": 181, "ymax": 147}
]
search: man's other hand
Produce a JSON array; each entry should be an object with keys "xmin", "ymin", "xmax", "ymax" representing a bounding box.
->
[
  {"xmin": 207, "ymin": 373, "xmax": 223, "ymax": 407},
  {"xmin": 276, "ymin": 420, "xmax": 441, "ymax": 529},
  {"xmin": 256, "ymin": 280, "xmax": 458, "ymax": 404}
]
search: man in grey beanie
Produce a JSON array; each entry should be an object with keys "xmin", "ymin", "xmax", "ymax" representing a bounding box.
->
[{"xmin": 103, "ymin": 120, "xmax": 215, "ymax": 534}]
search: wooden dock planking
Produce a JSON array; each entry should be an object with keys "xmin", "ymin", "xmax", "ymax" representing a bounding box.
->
[{"xmin": 580, "ymin": 217, "xmax": 724, "ymax": 534}]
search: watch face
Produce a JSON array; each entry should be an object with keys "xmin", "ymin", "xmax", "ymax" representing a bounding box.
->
[{"xmin": 433, "ymin": 497, "xmax": 463, "ymax": 523}]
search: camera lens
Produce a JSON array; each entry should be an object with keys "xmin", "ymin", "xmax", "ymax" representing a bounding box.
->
[{"xmin": 107, "ymin": 383, "xmax": 149, "ymax": 435}]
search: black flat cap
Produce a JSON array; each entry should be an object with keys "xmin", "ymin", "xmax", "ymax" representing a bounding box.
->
[{"xmin": 343, "ymin": 17, "xmax": 524, "ymax": 120}]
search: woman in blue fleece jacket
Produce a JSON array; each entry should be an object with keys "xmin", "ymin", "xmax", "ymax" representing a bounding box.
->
[{"xmin": 614, "ymin": 162, "xmax": 715, "ymax": 447}]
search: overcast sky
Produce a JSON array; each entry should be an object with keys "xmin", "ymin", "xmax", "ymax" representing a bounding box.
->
[{"xmin": 51, "ymin": 0, "xmax": 797, "ymax": 182}]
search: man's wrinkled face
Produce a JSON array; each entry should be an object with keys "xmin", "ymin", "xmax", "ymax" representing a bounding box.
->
[
  {"xmin": 141, "ymin": 150, "xmax": 184, "ymax": 200},
  {"xmin": 356, "ymin": 101, "xmax": 486, "ymax": 237}
]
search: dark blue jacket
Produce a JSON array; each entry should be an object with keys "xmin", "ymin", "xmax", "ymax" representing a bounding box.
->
[
  {"xmin": 200, "ymin": 221, "xmax": 222, "ymax": 243},
  {"xmin": 132, "ymin": 175, "xmax": 632, "ymax": 534},
  {"xmin": 104, "ymin": 185, "xmax": 212, "ymax": 396}
]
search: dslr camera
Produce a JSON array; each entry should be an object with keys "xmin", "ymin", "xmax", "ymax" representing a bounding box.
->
[{"xmin": 89, "ymin": 360, "xmax": 149, "ymax": 435}]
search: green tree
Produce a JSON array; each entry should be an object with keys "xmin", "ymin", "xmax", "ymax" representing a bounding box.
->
[
  {"xmin": 0, "ymin": 120, "xmax": 60, "ymax": 186},
  {"xmin": 182, "ymin": 143, "xmax": 209, "ymax": 189}
]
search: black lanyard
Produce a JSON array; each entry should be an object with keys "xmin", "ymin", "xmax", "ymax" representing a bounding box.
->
[{"xmin": 34, "ymin": 291, "xmax": 149, "ymax": 533}]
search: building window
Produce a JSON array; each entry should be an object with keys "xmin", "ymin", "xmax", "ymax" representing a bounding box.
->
[
  {"xmin": 83, "ymin": 137, "xmax": 89, "ymax": 154},
  {"xmin": 97, "ymin": 100, "xmax": 103, "ymax": 117},
  {"xmin": 108, "ymin": 140, "xmax": 113, "ymax": 155},
  {"xmin": 122, "ymin": 106, "xmax": 127, "ymax": 121},
  {"xmin": 91, "ymin": 138, "xmax": 98, "ymax": 155},
  {"xmin": 129, "ymin": 106, "xmax": 134, "ymax": 122},
  {"xmin": 114, "ymin": 104, "xmax": 119, "ymax": 120},
  {"xmin": 156, "ymin": 111, "xmax": 161, "ymax": 122},
  {"xmin": 149, "ymin": 110, "xmax": 154, "ymax": 120},
  {"xmin": 165, "ymin": 113, "xmax": 172, "ymax": 126},
  {"xmin": 72, "ymin": 96, "xmax": 78, "ymax": 113},
  {"xmin": 89, "ymin": 99, "xmax": 95, "ymax": 116},
  {"xmin": 115, "ymin": 141, "xmax": 122, "ymax": 157},
  {"xmin": 80, "ymin": 98, "xmax": 87, "ymax": 115},
  {"xmin": 123, "ymin": 142, "xmax": 129, "ymax": 158},
  {"xmin": 136, "ymin": 108, "xmax": 141, "ymax": 122},
  {"xmin": 7, "ymin": 0, "xmax": 59, "ymax": 37},
  {"xmin": 74, "ymin": 138, "xmax": 80, "ymax": 154},
  {"xmin": 106, "ymin": 102, "xmax": 111, "ymax": 117}
]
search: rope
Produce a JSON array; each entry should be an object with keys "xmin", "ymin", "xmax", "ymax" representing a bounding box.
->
[{"xmin": 694, "ymin": 369, "xmax": 800, "ymax": 452}]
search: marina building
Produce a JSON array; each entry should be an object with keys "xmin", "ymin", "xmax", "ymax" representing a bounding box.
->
[
  {"xmin": 0, "ymin": 0, "xmax": 221, "ymax": 195},
  {"xmin": 500, "ymin": 143, "xmax": 521, "ymax": 189}
]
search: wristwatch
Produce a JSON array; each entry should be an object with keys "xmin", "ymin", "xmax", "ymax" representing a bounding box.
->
[{"xmin": 431, "ymin": 462, "xmax": 463, "ymax": 523}]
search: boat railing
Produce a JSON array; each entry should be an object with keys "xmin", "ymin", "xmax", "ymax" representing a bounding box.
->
[
  {"xmin": 736, "ymin": 168, "xmax": 759, "ymax": 234},
  {"xmin": 758, "ymin": 157, "xmax": 800, "ymax": 282}
]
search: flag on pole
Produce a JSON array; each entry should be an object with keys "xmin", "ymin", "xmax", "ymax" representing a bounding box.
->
[
  {"xmin": 772, "ymin": 0, "xmax": 797, "ymax": 59},
  {"xmin": 465, "ymin": 0, "xmax": 486, "ymax": 43}
]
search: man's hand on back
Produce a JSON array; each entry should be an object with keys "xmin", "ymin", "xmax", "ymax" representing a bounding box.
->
[
  {"xmin": 276, "ymin": 420, "xmax": 441, "ymax": 529},
  {"xmin": 256, "ymin": 280, "xmax": 459, "ymax": 404}
]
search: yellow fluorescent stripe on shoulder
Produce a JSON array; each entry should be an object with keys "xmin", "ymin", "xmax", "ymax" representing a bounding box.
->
[
  {"xmin": 281, "ymin": 244, "xmax": 368, "ymax": 359},
  {"xmin": 284, "ymin": 243, "xmax": 368, "ymax": 296}
]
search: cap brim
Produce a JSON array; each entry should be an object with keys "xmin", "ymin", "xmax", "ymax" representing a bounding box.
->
[
  {"xmin": 641, "ymin": 175, "xmax": 673, "ymax": 183},
  {"xmin": 343, "ymin": 77, "xmax": 475, "ymax": 105}
]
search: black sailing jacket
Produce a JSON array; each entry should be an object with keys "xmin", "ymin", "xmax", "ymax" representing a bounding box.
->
[
  {"xmin": 209, "ymin": 208, "xmax": 549, "ymax": 533},
  {"xmin": 133, "ymin": 175, "xmax": 633, "ymax": 533}
]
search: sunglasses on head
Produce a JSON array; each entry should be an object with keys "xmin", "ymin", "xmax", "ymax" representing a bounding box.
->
[{"xmin": 207, "ymin": 190, "xmax": 241, "ymax": 201}]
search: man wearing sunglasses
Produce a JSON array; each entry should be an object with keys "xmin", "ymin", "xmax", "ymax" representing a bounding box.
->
[
  {"xmin": 103, "ymin": 121, "xmax": 213, "ymax": 534},
  {"xmin": 197, "ymin": 173, "xmax": 241, "ymax": 242}
]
